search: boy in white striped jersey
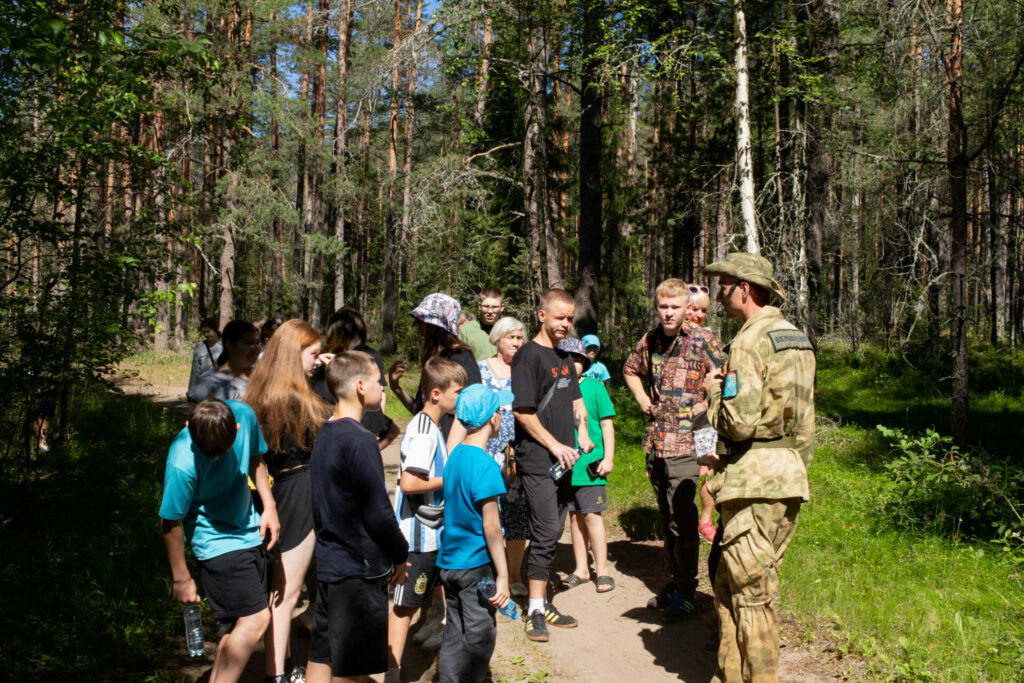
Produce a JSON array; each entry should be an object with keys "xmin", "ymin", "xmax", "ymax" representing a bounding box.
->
[{"xmin": 386, "ymin": 357, "xmax": 467, "ymax": 682}]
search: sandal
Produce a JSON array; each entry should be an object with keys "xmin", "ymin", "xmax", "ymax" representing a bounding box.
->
[
  {"xmin": 699, "ymin": 520, "xmax": 717, "ymax": 544},
  {"xmin": 561, "ymin": 573, "xmax": 589, "ymax": 589},
  {"xmin": 595, "ymin": 575, "xmax": 615, "ymax": 593}
]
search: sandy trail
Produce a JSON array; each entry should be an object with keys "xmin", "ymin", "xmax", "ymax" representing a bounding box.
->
[{"xmin": 128, "ymin": 379, "xmax": 842, "ymax": 682}]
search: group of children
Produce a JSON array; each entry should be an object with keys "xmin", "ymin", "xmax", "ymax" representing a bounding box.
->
[{"xmin": 160, "ymin": 283, "xmax": 717, "ymax": 683}]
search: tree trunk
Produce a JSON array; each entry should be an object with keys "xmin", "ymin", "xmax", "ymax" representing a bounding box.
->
[
  {"xmin": 733, "ymin": 0, "xmax": 759, "ymax": 254},
  {"xmin": 380, "ymin": 0, "xmax": 403, "ymax": 353},
  {"xmin": 946, "ymin": 0, "xmax": 970, "ymax": 447},
  {"xmin": 575, "ymin": 0, "xmax": 602, "ymax": 334},
  {"xmin": 802, "ymin": 0, "xmax": 839, "ymax": 348},
  {"xmin": 474, "ymin": 11, "xmax": 492, "ymax": 127},
  {"xmin": 307, "ymin": 0, "xmax": 330, "ymax": 330},
  {"xmin": 332, "ymin": 0, "xmax": 354, "ymax": 311},
  {"xmin": 524, "ymin": 21, "xmax": 551, "ymax": 296}
]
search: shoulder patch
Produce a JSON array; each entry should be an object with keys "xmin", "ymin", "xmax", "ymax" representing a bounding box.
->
[{"xmin": 767, "ymin": 329, "xmax": 814, "ymax": 352}]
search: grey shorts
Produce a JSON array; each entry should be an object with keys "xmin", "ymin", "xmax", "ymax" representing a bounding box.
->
[{"xmin": 567, "ymin": 484, "xmax": 608, "ymax": 514}]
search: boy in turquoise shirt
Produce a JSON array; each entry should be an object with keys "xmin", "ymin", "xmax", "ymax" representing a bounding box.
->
[
  {"xmin": 558, "ymin": 337, "xmax": 616, "ymax": 593},
  {"xmin": 437, "ymin": 383, "xmax": 513, "ymax": 682}
]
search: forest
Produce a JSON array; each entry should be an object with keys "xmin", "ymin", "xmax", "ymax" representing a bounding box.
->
[{"xmin": 3, "ymin": 0, "xmax": 1024, "ymax": 451}]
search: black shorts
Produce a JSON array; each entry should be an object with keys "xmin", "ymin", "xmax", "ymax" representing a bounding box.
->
[
  {"xmin": 567, "ymin": 484, "xmax": 608, "ymax": 514},
  {"xmin": 272, "ymin": 467, "xmax": 314, "ymax": 553},
  {"xmin": 309, "ymin": 576, "xmax": 389, "ymax": 677},
  {"xmin": 197, "ymin": 545, "xmax": 272, "ymax": 621},
  {"xmin": 392, "ymin": 551, "xmax": 440, "ymax": 609}
]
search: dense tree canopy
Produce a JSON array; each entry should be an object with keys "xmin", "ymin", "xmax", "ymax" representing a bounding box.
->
[{"xmin": 3, "ymin": 0, "xmax": 1024, "ymax": 449}]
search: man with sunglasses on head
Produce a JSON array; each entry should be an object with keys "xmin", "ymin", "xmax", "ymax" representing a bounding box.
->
[
  {"xmin": 701, "ymin": 253, "xmax": 815, "ymax": 683},
  {"xmin": 623, "ymin": 278, "xmax": 724, "ymax": 619}
]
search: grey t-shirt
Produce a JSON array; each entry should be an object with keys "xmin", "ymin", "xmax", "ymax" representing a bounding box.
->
[{"xmin": 186, "ymin": 370, "xmax": 247, "ymax": 402}]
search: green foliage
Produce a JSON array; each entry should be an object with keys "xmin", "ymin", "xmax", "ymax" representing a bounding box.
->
[
  {"xmin": 0, "ymin": 388, "xmax": 187, "ymax": 680},
  {"xmin": 877, "ymin": 425, "xmax": 1024, "ymax": 559}
]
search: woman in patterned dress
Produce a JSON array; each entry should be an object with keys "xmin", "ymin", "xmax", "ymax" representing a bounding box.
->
[{"xmin": 478, "ymin": 316, "xmax": 530, "ymax": 596}]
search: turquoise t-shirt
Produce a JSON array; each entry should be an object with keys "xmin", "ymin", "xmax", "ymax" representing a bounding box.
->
[
  {"xmin": 583, "ymin": 360, "xmax": 611, "ymax": 383},
  {"xmin": 571, "ymin": 377, "xmax": 616, "ymax": 486},
  {"xmin": 158, "ymin": 400, "xmax": 269, "ymax": 561},
  {"xmin": 438, "ymin": 444, "xmax": 506, "ymax": 570}
]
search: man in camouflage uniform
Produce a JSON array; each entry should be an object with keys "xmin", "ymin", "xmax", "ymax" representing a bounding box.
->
[{"xmin": 701, "ymin": 253, "xmax": 815, "ymax": 683}]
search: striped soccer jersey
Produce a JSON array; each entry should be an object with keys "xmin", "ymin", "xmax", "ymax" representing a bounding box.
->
[{"xmin": 394, "ymin": 412, "xmax": 447, "ymax": 552}]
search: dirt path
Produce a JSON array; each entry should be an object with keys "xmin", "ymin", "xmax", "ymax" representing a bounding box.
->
[{"xmin": 126, "ymin": 377, "xmax": 845, "ymax": 682}]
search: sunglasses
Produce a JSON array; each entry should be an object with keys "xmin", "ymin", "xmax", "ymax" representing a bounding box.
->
[{"xmin": 688, "ymin": 285, "xmax": 709, "ymax": 294}]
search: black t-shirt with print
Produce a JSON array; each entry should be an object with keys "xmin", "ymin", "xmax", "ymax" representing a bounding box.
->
[{"xmin": 510, "ymin": 340, "xmax": 582, "ymax": 474}]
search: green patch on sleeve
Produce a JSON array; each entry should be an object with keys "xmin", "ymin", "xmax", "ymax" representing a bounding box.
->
[{"xmin": 767, "ymin": 329, "xmax": 813, "ymax": 352}]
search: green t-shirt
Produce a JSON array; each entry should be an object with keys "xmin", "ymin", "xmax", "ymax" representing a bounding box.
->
[{"xmin": 572, "ymin": 376, "xmax": 616, "ymax": 486}]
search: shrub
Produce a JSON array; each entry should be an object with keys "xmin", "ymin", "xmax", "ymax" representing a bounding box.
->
[{"xmin": 876, "ymin": 425, "xmax": 1024, "ymax": 559}]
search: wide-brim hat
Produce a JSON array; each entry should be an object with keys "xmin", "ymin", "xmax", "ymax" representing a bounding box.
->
[
  {"xmin": 410, "ymin": 293, "xmax": 461, "ymax": 337},
  {"xmin": 558, "ymin": 336, "xmax": 592, "ymax": 372},
  {"xmin": 704, "ymin": 252, "xmax": 787, "ymax": 302}
]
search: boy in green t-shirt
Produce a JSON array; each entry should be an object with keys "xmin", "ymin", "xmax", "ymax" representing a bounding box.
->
[{"xmin": 557, "ymin": 337, "xmax": 616, "ymax": 593}]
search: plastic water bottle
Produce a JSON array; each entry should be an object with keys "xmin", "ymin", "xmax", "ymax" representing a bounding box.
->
[
  {"xmin": 184, "ymin": 603, "xmax": 204, "ymax": 657},
  {"xmin": 477, "ymin": 576, "xmax": 519, "ymax": 621},
  {"xmin": 548, "ymin": 448, "xmax": 584, "ymax": 481}
]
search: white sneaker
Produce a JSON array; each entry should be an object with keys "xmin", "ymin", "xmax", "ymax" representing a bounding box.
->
[
  {"xmin": 510, "ymin": 582, "xmax": 528, "ymax": 598},
  {"xmin": 412, "ymin": 613, "xmax": 443, "ymax": 644},
  {"xmin": 421, "ymin": 630, "xmax": 444, "ymax": 651}
]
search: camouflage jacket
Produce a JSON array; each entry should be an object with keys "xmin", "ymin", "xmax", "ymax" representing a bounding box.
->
[
  {"xmin": 624, "ymin": 322, "xmax": 725, "ymax": 459},
  {"xmin": 706, "ymin": 306, "xmax": 815, "ymax": 503}
]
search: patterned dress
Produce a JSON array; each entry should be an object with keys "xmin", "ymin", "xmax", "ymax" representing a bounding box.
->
[{"xmin": 479, "ymin": 360, "xmax": 531, "ymax": 540}]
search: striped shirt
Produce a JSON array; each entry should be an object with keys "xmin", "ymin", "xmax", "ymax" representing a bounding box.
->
[{"xmin": 394, "ymin": 412, "xmax": 447, "ymax": 552}]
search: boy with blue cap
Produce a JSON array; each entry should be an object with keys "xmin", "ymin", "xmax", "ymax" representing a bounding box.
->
[
  {"xmin": 581, "ymin": 334, "xmax": 611, "ymax": 383},
  {"xmin": 437, "ymin": 383, "xmax": 514, "ymax": 683}
]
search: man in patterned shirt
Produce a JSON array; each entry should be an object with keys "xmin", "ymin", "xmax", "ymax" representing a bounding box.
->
[{"xmin": 624, "ymin": 278, "xmax": 725, "ymax": 618}]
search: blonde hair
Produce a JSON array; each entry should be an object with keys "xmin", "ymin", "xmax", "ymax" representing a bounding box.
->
[
  {"xmin": 421, "ymin": 357, "xmax": 467, "ymax": 395},
  {"xmin": 245, "ymin": 319, "xmax": 328, "ymax": 452},
  {"xmin": 654, "ymin": 278, "xmax": 688, "ymax": 302},
  {"xmin": 687, "ymin": 284, "xmax": 710, "ymax": 309}
]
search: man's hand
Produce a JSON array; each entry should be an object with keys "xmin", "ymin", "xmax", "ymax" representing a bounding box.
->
[
  {"xmin": 596, "ymin": 457, "xmax": 614, "ymax": 477},
  {"xmin": 703, "ymin": 368, "xmax": 724, "ymax": 395},
  {"xmin": 390, "ymin": 562, "xmax": 408, "ymax": 586},
  {"xmin": 489, "ymin": 576, "xmax": 511, "ymax": 610},
  {"xmin": 550, "ymin": 442, "xmax": 580, "ymax": 468},
  {"xmin": 696, "ymin": 453, "xmax": 721, "ymax": 469},
  {"xmin": 172, "ymin": 576, "xmax": 200, "ymax": 605},
  {"xmin": 260, "ymin": 504, "xmax": 281, "ymax": 551},
  {"xmin": 388, "ymin": 361, "xmax": 407, "ymax": 391}
]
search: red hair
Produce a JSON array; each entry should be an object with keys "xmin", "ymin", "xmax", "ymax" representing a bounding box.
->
[{"xmin": 245, "ymin": 319, "xmax": 328, "ymax": 452}]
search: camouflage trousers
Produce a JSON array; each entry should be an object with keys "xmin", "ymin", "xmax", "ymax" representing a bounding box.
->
[{"xmin": 712, "ymin": 498, "xmax": 801, "ymax": 683}]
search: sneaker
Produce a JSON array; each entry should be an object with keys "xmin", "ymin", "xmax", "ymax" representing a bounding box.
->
[
  {"xmin": 525, "ymin": 611, "xmax": 549, "ymax": 642},
  {"xmin": 663, "ymin": 591, "xmax": 696, "ymax": 620},
  {"xmin": 287, "ymin": 667, "xmax": 306, "ymax": 683},
  {"xmin": 646, "ymin": 582, "xmax": 677, "ymax": 610},
  {"xmin": 412, "ymin": 610, "xmax": 442, "ymax": 643},
  {"xmin": 510, "ymin": 582, "xmax": 528, "ymax": 598},
  {"xmin": 421, "ymin": 630, "xmax": 444, "ymax": 651},
  {"xmin": 543, "ymin": 602, "xmax": 578, "ymax": 628}
]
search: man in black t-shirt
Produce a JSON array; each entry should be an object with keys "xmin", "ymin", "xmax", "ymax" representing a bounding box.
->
[{"xmin": 511, "ymin": 288, "xmax": 594, "ymax": 643}]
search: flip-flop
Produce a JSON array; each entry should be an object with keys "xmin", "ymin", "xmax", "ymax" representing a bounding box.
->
[
  {"xmin": 595, "ymin": 575, "xmax": 615, "ymax": 593},
  {"xmin": 561, "ymin": 573, "xmax": 589, "ymax": 589}
]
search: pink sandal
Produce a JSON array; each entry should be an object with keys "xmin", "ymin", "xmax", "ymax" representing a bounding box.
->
[{"xmin": 699, "ymin": 520, "xmax": 717, "ymax": 544}]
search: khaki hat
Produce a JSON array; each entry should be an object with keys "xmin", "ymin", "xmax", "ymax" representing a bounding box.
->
[{"xmin": 704, "ymin": 252, "xmax": 786, "ymax": 302}]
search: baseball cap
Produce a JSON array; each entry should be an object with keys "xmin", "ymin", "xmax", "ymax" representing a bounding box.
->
[
  {"xmin": 581, "ymin": 334, "xmax": 601, "ymax": 349},
  {"xmin": 456, "ymin": 383, "xmax": 515, "ymax": 429}
]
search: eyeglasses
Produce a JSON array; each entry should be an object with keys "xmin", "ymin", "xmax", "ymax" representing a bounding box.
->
[
  {"xmin": 480, "ymin": 305, "xmax": 503, "ymax": 311},
  {"xmin": 688, "ymin": 285, "xmax": 709, "ymax": 294}
]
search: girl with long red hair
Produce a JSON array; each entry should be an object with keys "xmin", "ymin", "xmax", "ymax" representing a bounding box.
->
[{"xmin": 245, "ymin": 319, "xmax": 329, "ymax": 683}]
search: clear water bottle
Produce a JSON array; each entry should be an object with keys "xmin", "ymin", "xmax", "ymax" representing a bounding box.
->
[
  {"xmin": 548, "ymin": 448, "xmax": 583, "ymax": 481},
  {"xmin": 477, "ymin": 576, "xmax": 519, "ymax": 621},
  {"xmin": 184, "ymin": 603, "xmax": 204, "ymax": 657}
]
